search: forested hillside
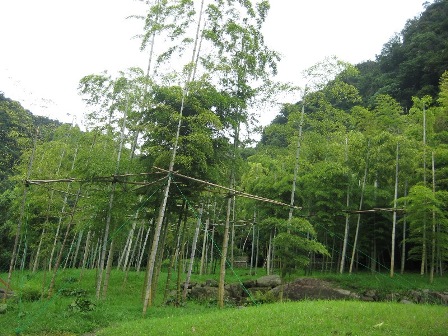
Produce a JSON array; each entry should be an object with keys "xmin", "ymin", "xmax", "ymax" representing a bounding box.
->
[
  {"xmin": 0, "ymin": 0, "xmax": 447, "ymax": 319},
  {"xmin": 352, "ymin": 0, "xmax": 448, "ymax": 108}
]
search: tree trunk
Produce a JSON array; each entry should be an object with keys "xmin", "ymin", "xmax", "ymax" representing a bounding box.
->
[
  {"xmin": 142, "ymin": 0, "xmax": 205, "ymax": 309},
  {"xmin": 122, "ymin": 222, "xmax": 137, "ymax": 271},
  {"xmin": 164, "ymin": 200, "xmax": 186, "ymax": 302},
  {"xmin": 33, "ymin": 228, "xmax": 45, "ymax": 273},
  {"xmin": 266, "ymin": 232, "xmax": 273, "ymax": 276},
  {"xmin": 199, "ymin": 217, "xmax": 210, "ymax": 275},
  {"xmin": 421, "ymin": 103, "xmax": 427, "ymax": 275},
  {"xmin": 255, "ymin": 225, "xmax": 259, "ymax": 275},
  {"xmin": 288, "ymin": 101, "xmax": 305, "ymax": 225},
  {"xmin": 400, "ymin": 183, "xmax": 408, "ymax": 274},
  {"xmin": 430, "ymin": 152, "xmax": 436, "ymax": 283},
  {"xmin": 349, "ymin": 142, "xmax": 369, "ymax": 274},
  {"xmin": 96, "ymin": 102, "xmax": 128, "ymax": 298},
  {"xmin": 130, "ymin": 226, "xmax": 144, "ymax": 269},
  {"xmin": 209, "ymin": 225, "xmax": 215, "ymax": 274},
  {"xmin": 96, "ymin": 183, "xmax": 116, "ymax": 299},
  {"xmin": 48, "ymin": 187, "xmax": 81, "ymax": 297},
  {"xmin": 218, "ymin": 195, "xmax": 233, "ymax": 308},
  {"xmin": 71, "ymin": 231, "xmax": 83, "ymax": 269},
  {"xmin": 230, "ymin": 197, "xmax": 236, "ymax": 267},
  {"xmin": 390, "ymin": 143, "xmax": 399, "ymax": 278},
  {"xmin": 102, "ymin": 239, "xmax": 115, "ymax": 298},
  {"xmin": 79, "ymin": 231, "xmax": 91, "ymax": 281},
  {"xmin": 151, "ymin": 215, "xmax": 170, "ymax": 304},
  {"xmin": 48, "ymin": 145, "xmax": 79, "ymax": 271},
  {"xmin": 183, "ymin": 204, "xmax": 203, "ymax": 301},
  {"xmin": 63, "ymin": 233, "xmax": 77, "ymax": 270},
  {"xmin": 8, "ymin": 127, "xmax": 38, "ymax": 286},
  {"xmin": 340, "ymin": 136, "xmax": 350, "ymax": 274},
  {"xmin": 137, "ymin": 224, "xmax": 151, "ymax": 273},
  {"xmin": 250, "ymin": 211, "xmax": 256, "ymax": 275}
]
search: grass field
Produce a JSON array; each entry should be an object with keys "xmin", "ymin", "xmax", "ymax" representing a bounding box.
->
[
  {"xmin": 98, "ymin": 300, "xmax": 448, "ymax": 336},
  {"xmin": 0, "ymin": 268, "xmax": 447, "ymax": 335}
]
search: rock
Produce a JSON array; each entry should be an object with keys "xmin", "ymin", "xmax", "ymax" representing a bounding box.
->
[
  {"xmin": 334, "ymin": 288, "xmax": 357, "ymax": 298},
  {"xmin": 205, "ymin": 279, "xmax": 218, "ymax": 287},
  {"xmin": 0, "ymin": 304, "xmax": 7, "ymax": 314},
  {"xmin": 433, "ymin": 292, "xmax": 448, "ymax": 305},
  {"xmin": 364, "ymin": 290, "xmax": 377, "ymax": 299},
  {"xmin": 385, "ymin": 293, "xmax": 400, "ymax": 302},
  {"xmin": 361, "ymin": 296, "xmax": 375, "ymax": 302},
  {"xmin": 256, "ymin": 275, "xmax": 281, "ymax": 288},
  {"xmin": 0, "ymin": 288, "xmax": 14, "ymax": 299},
  {"xmin": 408, "ymin": 290, "xmax": 422, "ymax": 303},
  {"xmin": 225, "ymin": 284, "xmax": 244, "ymax": 302},
  {"xmin": 181, "ymin": 282, "xmax": 199, "ymax": 290},
  {"xmin": 270, "ymin": 278, "xmax": 356, "ymax": 301},
  {"xmin": 400, "ymin": 299, "xmax": 414, "ymax": 304},
  {"xmin": 190, "ymin": 286, "xmax": 218, "ymax": 302},
  {"xmin": 242, "ymin": 280, "xmax": 257, "ymax": 288}
]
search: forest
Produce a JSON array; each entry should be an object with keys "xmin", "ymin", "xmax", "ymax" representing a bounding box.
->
[{"xmin": 1, "ymin": 0, "xmax": 448, "ymax": 318}]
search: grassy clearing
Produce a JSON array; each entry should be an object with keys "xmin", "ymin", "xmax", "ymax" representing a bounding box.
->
[
  {"xmin": 97, "ymin": 300, "xmax": 448, "ymax": 336},
  {"xmin": 0, "ymin": 268, "xmax": 447, "ymax": 335},
  {"xmin": 315, "ymin": 271, "xmax": 448, "ymax": 293}
]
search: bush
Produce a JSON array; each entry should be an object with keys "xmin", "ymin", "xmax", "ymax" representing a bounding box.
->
[{"xmin": 19, "ymin": 284, "xmax": 41, "ymax": 302}]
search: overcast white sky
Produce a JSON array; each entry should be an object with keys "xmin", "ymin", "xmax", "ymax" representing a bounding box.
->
[{"xmin": 0, "ymin": 0, "xmax": 428, "ymax": 126}]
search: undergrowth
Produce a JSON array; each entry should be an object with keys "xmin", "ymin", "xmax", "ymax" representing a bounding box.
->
[{"xmin": 0, "ymin": 268, "xmax": 446, "ymax": 336}]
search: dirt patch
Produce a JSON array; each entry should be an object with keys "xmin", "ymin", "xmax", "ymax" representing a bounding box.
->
[{"xmin": 270, "ymin": 278, "xmax": 359, "ymax": 301}]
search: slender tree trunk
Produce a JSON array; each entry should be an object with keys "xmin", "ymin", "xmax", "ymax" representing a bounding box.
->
[
  {"xmin": 63, "ymin": 233, "xmax": 77, "ymax": 270},
  {"xmin": 230, "ymin": 197, "xmax": 236, "ymax": 267},
  {"xmin": 371, "ymin": 239, "xmax": 377, "ymax": 273},
  {"xmin": 401, "ymin": 183, "xmax": 408, "ymax": 274},
  {"xmin": 266, "ymin": 232, "xmax": 273, "ymax": 276},
  {"xmin": 48, "ymin": 188, "xmax": 81, "ymax": 297},
  {"xmin": 96, "ymin": 104, "xmax": 128, "ymax": 299},
  {"xmin": 124, "ymin": 225, "xmax": 143, "ymax": 286},
  {"xmin": 151, "ymin": 215, "xmax": 170, "ymax": 304},
  {"xmin": 7, "ymin": 127, "xmax": 38, "ymax": 287},
  {"xmin": 33, "ymin": 228, "xmax": 45, "ymax": 273},
  {"xmin": 129, "ymin": 226, "xmax": 143, "ymax": 269},
  {"xmin": 218, "ymin": 121, "xmax": 239, "ymax": 308},
  {"xmin": 164, "ymin": 200, "xmax": 185, "ymax": 302},
  {"xmin": 142, "ymin": 0, "xmax": 205, "ymax": 313},
  {"xmin": 209, "ymin": 225, "xmax": 215, "ymax": 274},
  {"xmin": 349, "ymin": 142, "xmax": 369, "ymax": 274},
  {"xmin": 90, "ymin": 237, "xmax": 100, "ymax": 270},
  {"xmin": 430, "ymin": 152, "xmax": 436, "ymax": 283},
  {"xmin": 79, "ymin": 230, "xmax": 91, "ymax": 281},
  {"xmin": 123, "ymin": 222, "xmax": 137, "ymax": 271},
  {"xmin": 117, "ymin": 230, "xmax": 130, "ymax": 270},
  {"xmin": 102, "ymin": 239, "xmax": 115, "ymax": 298},
  {"xmin": 340, "ymin": 136, "xmax": 350, "ymax": 274},
  {"xmin": 288, "ymin": 100, "xmax": 305, "ymax": 225},
  {"xmin": 421, "ymin": 103, "xmax": 427, "ymax": 275},
  {"xmin": 199, "ymin": 218, "xmax": 210, "ymax": 275},
  {"xmin": 96, "ymin": 183, "xmax": 116, "ymax": 299},
  {"xmin": 218, "ymin": 195, "xmax": 233, "ymax": 307},
  {"xmin": 255, "ymin": 225, "xmax": 259, "ymax": 275},
  {"xmin": 71, "ymin": 231, "xmax": 83, "ymax": 269},
  {"xmin": 250, "ymin": 211, "xmax": 256, "ymax": 275},
  {"xmin": 137, "ymin": 224, "xmax": 151, "ymax": 273},
  {"xmin": 391, "ymin": 143, "xmax": 399, "ymax": 278},
  {"xmin": 183, "ymin": 204, "xmax": 203, "ymax": 301}
]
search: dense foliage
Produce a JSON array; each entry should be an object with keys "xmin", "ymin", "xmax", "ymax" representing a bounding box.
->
[{"xmin": 351, "ymin": 0, "xmax": 448, "ymax": 108}]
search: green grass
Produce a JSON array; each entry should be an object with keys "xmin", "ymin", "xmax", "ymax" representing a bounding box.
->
[
  {"xmin": 97, "ymin": 301, "xmax": 448, "ymax": 336},
  {"xmin": 315, "ymin": 271, "xmax": 448, "ymax": 293},
  {"xmin": 0, "ymin": 268, "xmax": 447, "ymax": 336}
]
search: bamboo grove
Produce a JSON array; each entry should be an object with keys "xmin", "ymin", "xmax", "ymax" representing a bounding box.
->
[{"xmin": 1, "ymin": 0, "xmax": 448, "ymax": 315}]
